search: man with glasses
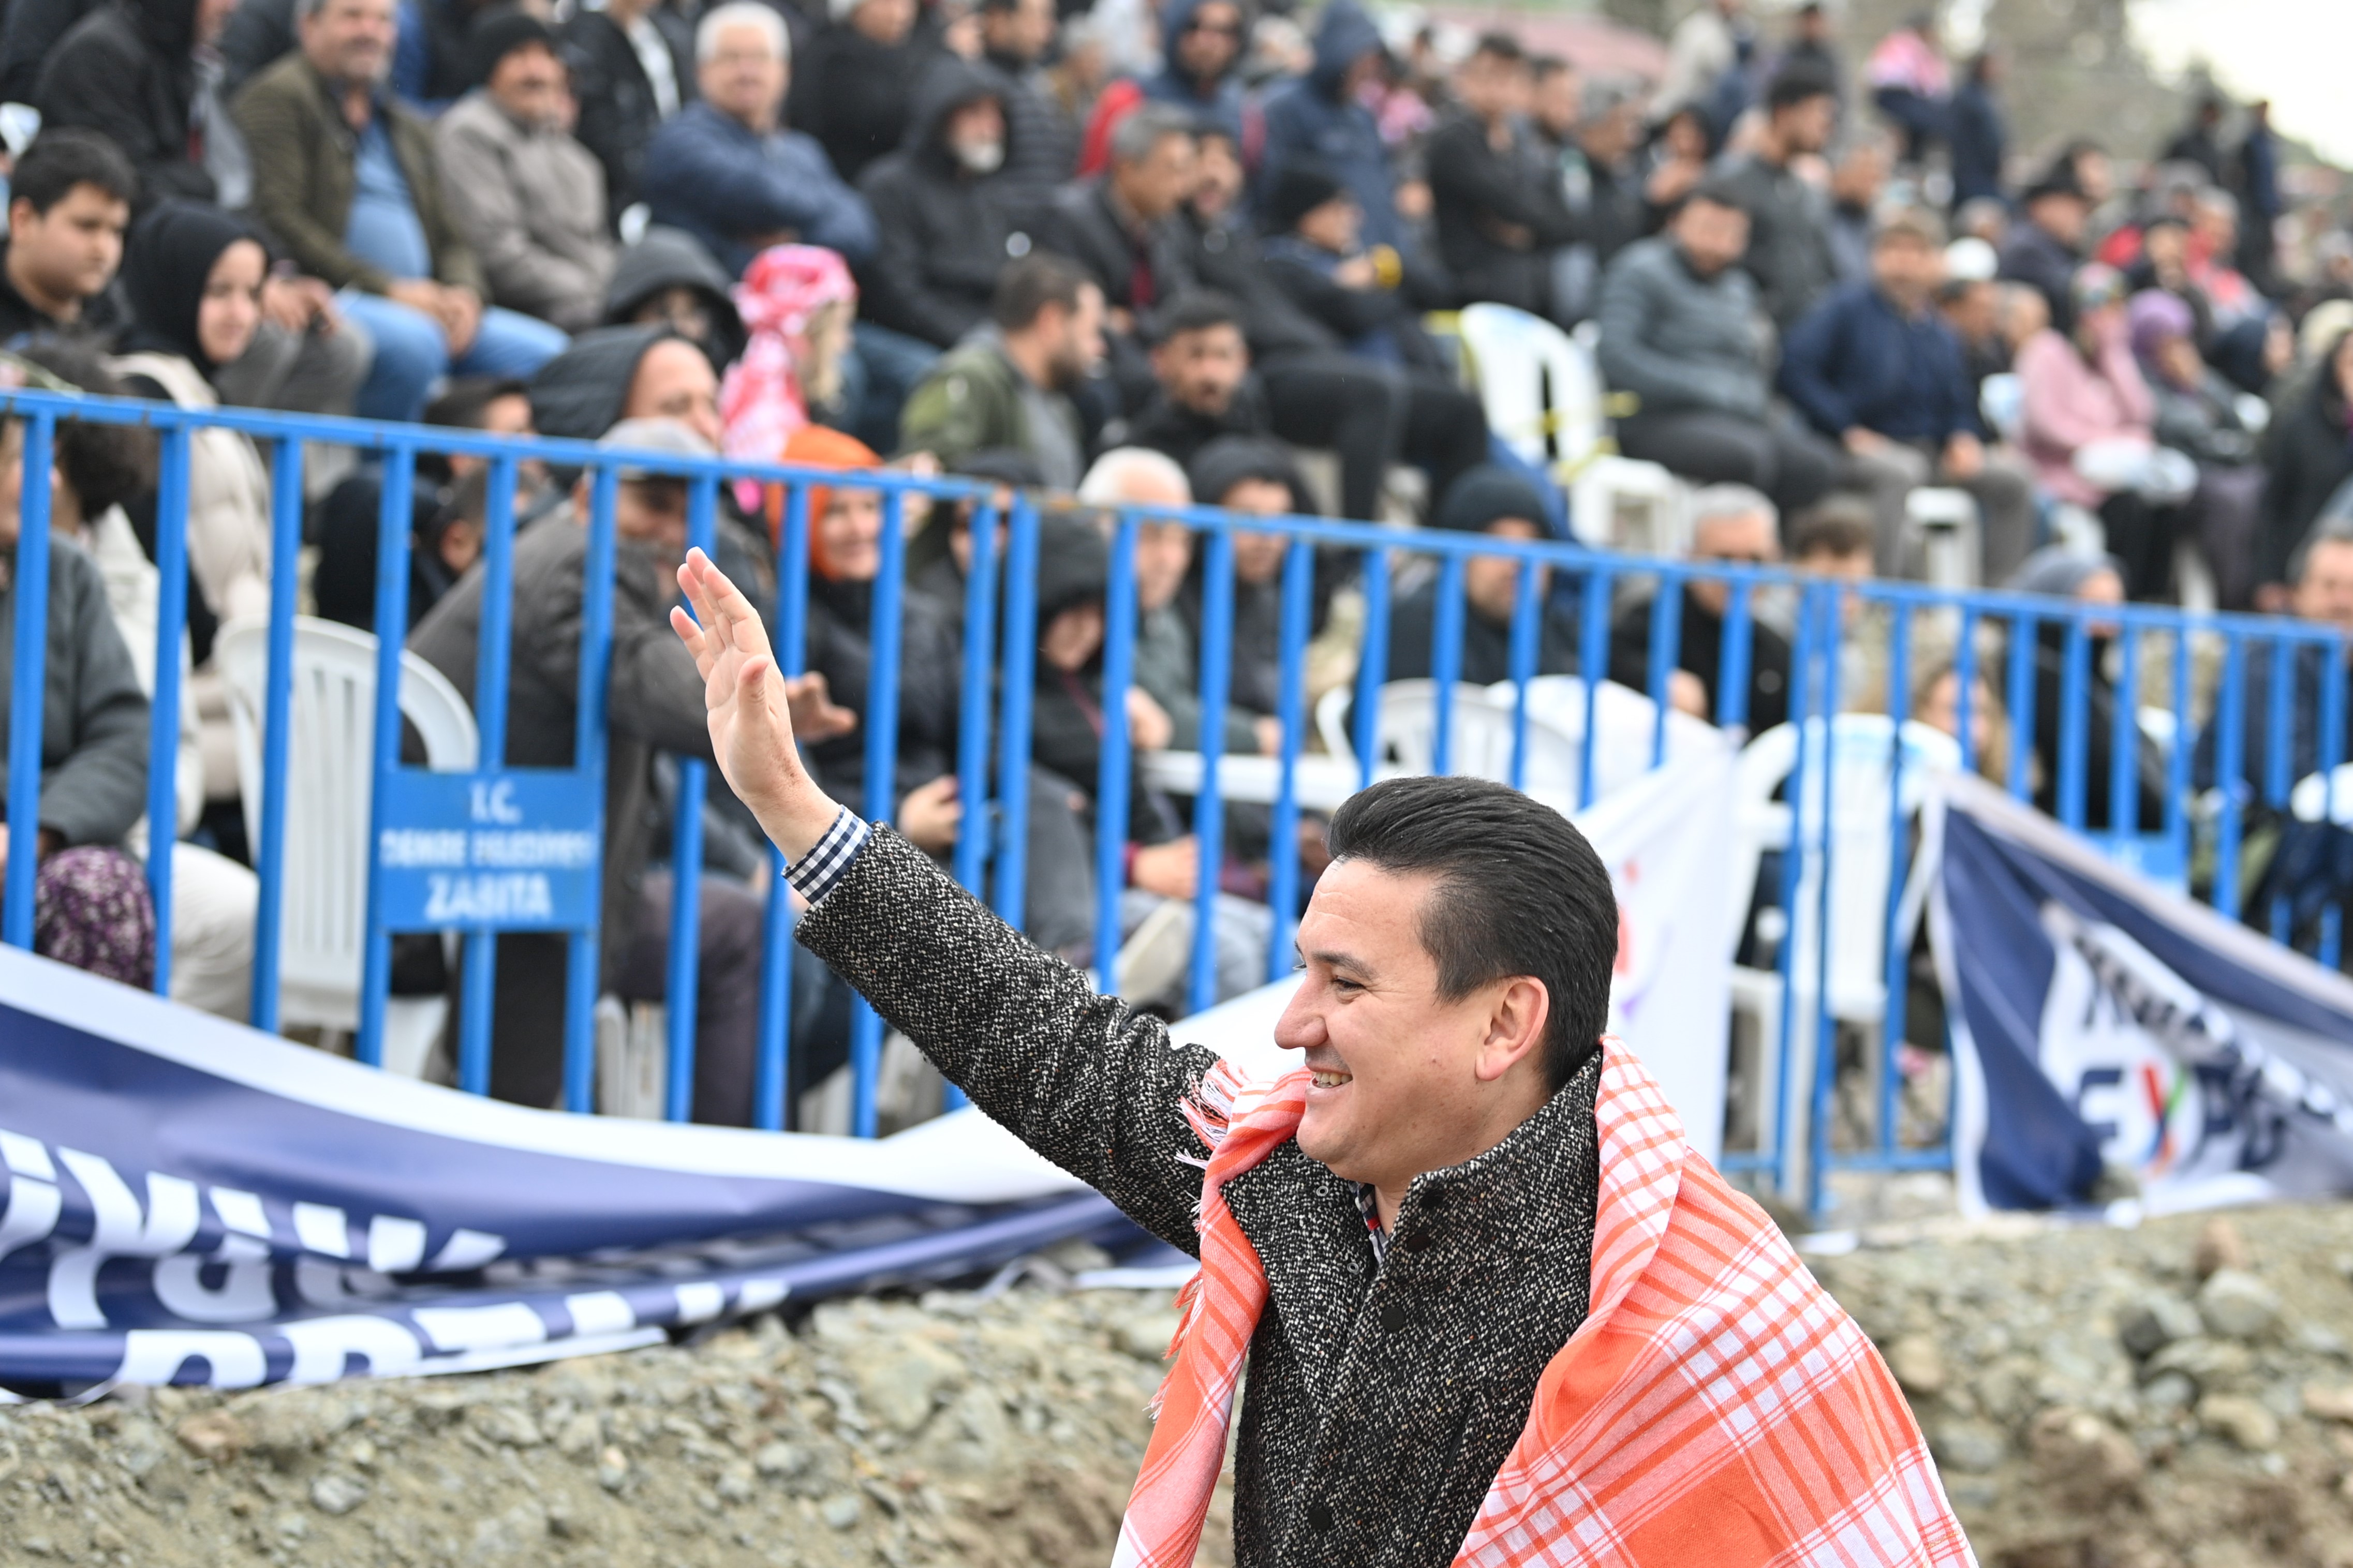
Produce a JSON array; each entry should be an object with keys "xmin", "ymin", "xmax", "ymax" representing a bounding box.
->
[{"xmin": 1607, "ymin": 484, "xmax": 1796, "ymax": 733}]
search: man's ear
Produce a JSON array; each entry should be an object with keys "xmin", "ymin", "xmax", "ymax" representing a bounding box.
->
[{"xmin": 1473, "ymin": 976, "xmax": 1550, "ymax": 1085}]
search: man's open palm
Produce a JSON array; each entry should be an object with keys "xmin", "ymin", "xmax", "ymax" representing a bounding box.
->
[{"xmin": 670, "ymin": 549, "xmax": 852, "ymax": 858}]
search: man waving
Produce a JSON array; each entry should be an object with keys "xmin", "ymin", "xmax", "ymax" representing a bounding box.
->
[{"xmin": 670, "ymin": 548, "xmax": 1974, "ymax": 1567}]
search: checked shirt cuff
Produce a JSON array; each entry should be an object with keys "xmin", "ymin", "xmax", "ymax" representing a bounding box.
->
[{"xmin": 786, "ymin": 807, "xmax": 870, "ymax": 907}]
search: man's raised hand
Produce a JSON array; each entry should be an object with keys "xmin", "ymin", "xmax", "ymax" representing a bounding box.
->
[{"xmin": 671, "ymin": 548, "xmax": 845, "ymax": 862}]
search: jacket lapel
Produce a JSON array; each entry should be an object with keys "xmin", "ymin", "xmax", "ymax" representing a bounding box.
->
[{"xmin": 1220, "ymin": 1139, "xmax": 1371, "ymax": 1396}]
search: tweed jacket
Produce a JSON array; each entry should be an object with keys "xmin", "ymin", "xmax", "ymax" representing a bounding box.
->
[{"xmin": 800, "ymin": 827, "xmax": 1603, "ymax": 1567}]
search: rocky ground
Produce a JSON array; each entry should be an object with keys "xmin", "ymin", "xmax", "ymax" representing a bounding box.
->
[{"xmin": 5, "ymin": 1208, "xmax": 2353, "ymax": 1568}]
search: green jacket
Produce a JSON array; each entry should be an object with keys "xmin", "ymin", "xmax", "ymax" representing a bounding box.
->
[
  {"xmin": 897, "ymin": 335, "xmax": 1082, "ymax": 482},
  {"xmin": 231, "ymin": 53, "xmax": 487, "ymax": 297}
]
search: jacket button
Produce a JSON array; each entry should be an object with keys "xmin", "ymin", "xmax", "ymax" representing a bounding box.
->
[
  {"xmin": 1378, "ymin": 1300, "xmax": 1408, "ymax": 1332},
  {"xmin": 1306, "ymin": 1500, "xmax": 1334, "ymax": 1535},
  {"xmin": 1406, "ymin": 1228, "xmax": 1439, "ymax": 1253}
]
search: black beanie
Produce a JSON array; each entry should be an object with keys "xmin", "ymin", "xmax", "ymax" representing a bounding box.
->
[
  {"xmin": 470, "ymin": 5, "xmax": 557, "ymax": 91},
  {"xmin": 1189, "ymin": 436, "xmax": 1306, "ymax": 513},
  {"xmin": 1261, "ymin": 160, "xmax": 1348, "ymax": 236},
  {"xmin": 1434, "ymin": 465, "xmax": 1549, "ymax": 534}
]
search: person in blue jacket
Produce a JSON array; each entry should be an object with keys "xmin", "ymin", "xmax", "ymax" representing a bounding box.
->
[
  {"xmin": 1777, "ymin": 203, "xmax": 2034, "ymax": 583},
  {"xmin": 1138, "ymin": 0, "xmax": 1246, "ymax": 144},
  {"xmin": 1255, "ymin": 0, "xmax": 1403, "ymax": 252},
  {"xmin": 640, "ymin": 1, "xmax": 878, "ymax": 279}
]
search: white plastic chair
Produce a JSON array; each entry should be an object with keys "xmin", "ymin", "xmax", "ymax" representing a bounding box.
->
[
  {"xmin": 217, "ymin": 617, "xmax": 478, "ymax": 1077},
  {"xmin": 2292, "ymin": 763, "xmax": 2353, "ymax": 825},
  {"xmin": 1980, "ymin": 372, "xmax": 2025, "ymax": 445},
  {"xmin": 1494, "ymin": 675, "xmax": 1725, "ymax": 809},
  {"xmin": 1725, "ymin": 716, "xmax": 1961, "ymax": 1194},
  {"xmin": 1456, "ymin": 303, "xmax": 1685, "ymax": 557}
]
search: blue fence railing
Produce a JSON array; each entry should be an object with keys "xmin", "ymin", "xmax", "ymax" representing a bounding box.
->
[{"xmin": 0, "ymin": 389, "xmax": 2345, "ymax": 1218}]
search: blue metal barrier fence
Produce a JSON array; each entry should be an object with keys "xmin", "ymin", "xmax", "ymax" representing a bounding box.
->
[{"xmin": 0, "ymin": 390, "xmax": 2344, "ymax": 1217}]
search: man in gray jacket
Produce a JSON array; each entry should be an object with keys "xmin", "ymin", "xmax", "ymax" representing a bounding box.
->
[
  {"xmin": 1597, "ymin": 179, "xmax": 1838, "ymax": 516},
  {"xmin": 434, "ymin": 8, "xmax": 616, "ymax": 334}
]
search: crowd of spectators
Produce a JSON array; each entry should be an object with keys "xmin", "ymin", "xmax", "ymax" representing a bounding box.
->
[{"xmin": 0, "ymin": 0, "xmax": 2347, "ymax": 1124}]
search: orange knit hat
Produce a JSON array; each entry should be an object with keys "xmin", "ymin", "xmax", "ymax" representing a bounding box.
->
[{"xmin": 777, "ymin": 425, "xmax": 883, "ymax": 575}]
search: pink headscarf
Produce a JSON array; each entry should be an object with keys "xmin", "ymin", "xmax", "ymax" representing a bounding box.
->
[{"xmin": 720, "ymin": 245, "xmax": 859, "ymax": 509}]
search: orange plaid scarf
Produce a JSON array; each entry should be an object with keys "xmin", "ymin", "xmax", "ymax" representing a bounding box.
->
[{"xmin": 1111, "ymin": 1040, "xmax": 1977, "ymax": 1568}]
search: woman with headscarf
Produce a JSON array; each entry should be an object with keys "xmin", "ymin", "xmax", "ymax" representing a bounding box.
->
[
  {"xmin": 721, "ymin": 246, "xmax": 860, "ymax": 517},
  {"xmin": 2002, "ymin": 547, "xmax": 2168, "ymax": 835},
  {"xmin": 2016, "ymin": 264, "xmax": 2184, "ymax": 602},
  {"xmin": 110, "ymin": 201, "xmax": 276, "ymax": 629},
  {"xmin": 2128, "ymin": 288, "xmax": 2267, "ymax": 609},
  {"xmin": 782, "ymin": 426, "xmax": 967, "ymax": 857}
]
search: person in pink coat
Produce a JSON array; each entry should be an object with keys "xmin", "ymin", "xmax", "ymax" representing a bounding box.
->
[{"xmin": 2016, "ymin": 263, "xmax": 2183, "ymax": 599}]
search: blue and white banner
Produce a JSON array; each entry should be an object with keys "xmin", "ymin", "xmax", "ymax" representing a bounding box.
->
[
  {"xmin": 0, "ymin": 948, "xmax": 1125, "ymax": 1397},
  {"xmin": 1929, "ymin": 774, "xmax": 2353, "ymax": 1215}
]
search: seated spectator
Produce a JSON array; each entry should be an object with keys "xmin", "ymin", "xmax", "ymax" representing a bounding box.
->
[
  {"xmin": 217, "ymin": 0, "xmax": 300, "ymax": 96},
  {"xmin": 1388, "ymin": 466, "xmax": 1578, "ymax": 684},
  {"xmin": 557, "ymin": 0, "xmax": 694, "ymax": 221},
  {"xmin": 602, "ymin": 226, "xmax": 748, "ymax": 373},
  {"xmin": 1864, "ymin": 13, "xmax": 1949, "ymax": 165},
  {"xmin": 530, "ymin": 323, "xmax": 721, "ymax": 450},
  {"xmin": 2001, "ymin": 548, "xmax": 2166, "ymax": 833},
  {"xmin": 2016, "ymin": 265, "xmax": 2180, "ymax": 601},
  {"xmin": 1181, "ymin": 132, "xmax": 1484, "ymax": 524},
  {"xmin": 1913, "ymin": 657, "xmax": 2012, "ymax": 784},
  {"xmin": 391, "ymin": 0, "xmax": 502, "ymax": 110},
  {"xmin": 723, "ymin": 244, "xmax": 860, "ymax": 514},
  {"xmin": 1609, "ymin": 484, "xmax": 1795, "ymax": 731},
  {"xmin": 434, "ymin": 7, "xmax": 616, "ymax": 334},
  {"xmin": 2129, "ymin": 288, "xmax": 2267, "ymax": 610},
  {"xmin": 36, "ymin": 0, "xmax": 248, "ymax": 207},
  {"xmin": 1827, "ymin": 134, "xmax": 1894, "ymax": 285},
  {"xmin": 410, "ymin": 416, "xmax": 854, "ymax": 1121},
  {"xmin": 0, "ymin": 130, "xmax": 133, "ymax": 345},
  {"xmin": 2195, "ymin": 519, "xmax": 2353, "ymax": 795},
  {"xmin": 1115, "ymin": 291, "xmax": 1266, "ymax": 472},
  {"xmin": 2122, "ymin": 214, "xmax": 2212, "ymax": 343},
  {"xmin": 1085, "ymin": 0, "xmax": 1245, "ymax": 161},
  {"xmin": 783, "ymin": 425, "xmax": 966, "ymax": 855},
  {"xmin": 977, "ymin": 0, "xmax": 1074, "ymax": 203},
  {"xmin": 0, "ymin": 387, "xmax": 156, "ymax": 987},
  {"xmin": 856, "ymin": 58, "xmax": 1035, "ymax": 352},
  {"xmin": 1997, "ymin": 166, "xmax": 2090, "ymax": 332},
  {"xmin": 1040, "ymin": 102, "xmax": 1198, "ymax": 401},
  {"xmin": 234, "ymin": 0, "xmax": 569, "ymax": 422},
  {"xmin": 1257, "ymin": 2, "xmax": 1405, "ymax": 254},
  {"xmin": 1536, "ymin": 73, "xmax": 1647, "ymax": 325},
  {"xmin": 1035, "ymin": 474, "xmax": 1270, "ymax": 1006},
  {"xmin": 1045, "ymin": 10, "xmax": 1109, "ymax": 132},
  {"xmin": 1183, "ymin": 436, "xmax": 1318, "ymax": 739},
  {"xmin": 790, "ymin": 0, "xmax": 938, "ymax": 187},
  {"xmin": 6, "ymin": 340, "xmax": 260, "ymax": 1019},
  {"xmin": 1954, "ymin": 196, "xmax": 2008, "ymax": 250},
  {"xmin": 1789, "ymin": 499, "xmax": 1876, "ymax": 585},
  {"xmin": 1994, "ymin": 280, "xmax": 2049, "ymax": 369},
  {"xmin": 1948, "ymin": 52, "xmax": 2005, "ymax": 210},
  {"xmin": 1778, "ymin": 205, "xmax": 2035, "ymax": 583},
  {"xmin": 898, "ymin": 251, "xmax": 1101, "ymax": 489},
  {"xmin": 1938, "ymin": 249, "xmax": 2006, "ymax": 390},
  {"xmin": 1426, "ymin": 32, "xmax": 1577, "ymax": 319},
  {"xmin": 312, "ymin": 376, "xmax": 542, "ymax": 634},
  {"xmin": 2184, "ymin": 187, "xmax": 2284, "ymax": 394},
  {"xmin": 1640, "ymin": 102, "xmax": 1716, "ymax": 232},
  {"xmin": 2258, "ymin": 327, "xmax": 2353, "ymax": 610},
  {"xmin": 907, "ymin": 447, "xmax": 1044, "ymax": 640},
  {"xmin": 109, "ymin": 203, "xmax": 277, "ymax": 628},
  {"xmin": 640, "ymin": 2, "xmax": 877, "ymax": 279},
  {"xmin": 1717, "ymin": 63, "xmax": 1840, "ymax": 335},
  {"xmin": 1598, "ymin": 181, "xmax": 1838, "ymax": 517},
  {"xmin": 1088, "ymin": 446, "xmax": 1263, "ymax": 758}
]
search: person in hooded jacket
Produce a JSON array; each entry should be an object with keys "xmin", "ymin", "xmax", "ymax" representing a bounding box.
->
[
  {"xmin": 855, "ymin": 57, "xmax": 1041, "ymax": 352},
  {"xmin": 602, "ymin": 226, "xmax": 749, "ymax": 373},
  {"xmin": 789, "ymin": 0, "xmax": 942, "ymax": 186},
  {"xmin": 36, "ymin": 0, "xmax": 247, "ymax": 208},
  {"xmin": 2257, "ymin": 330, "xmax": 2353, "ymax": 608},
  {"xmin": 1256, "ymin": 0, "xmax": 1404, "ymax": 253},
  {"xmin": 976, "ymin": 0, "xmax": 1073, "ymax": 203},
  {"xmin": 559, "ymin": 0, "xmax": 696, "ymax": 222},
  {"xmin": 1078, "ymin": 0, "xmax": 1246, "ymax": 172},
  {"xmin": 108, "ymin": 202, "xmax": 277, "ymax": 630},
  {"xmin": 1389, "ymin": 465, "xmax": 1580, "ymax": 685},
  {"xmin": 2002, "ymin": 548, "xmax": 2168, "ymax": 834}
]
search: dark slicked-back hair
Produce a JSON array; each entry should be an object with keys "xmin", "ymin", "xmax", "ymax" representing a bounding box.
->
[{"xmin": 1324, "ymin": 775, "xmax": 1616, "ymax": 1092}]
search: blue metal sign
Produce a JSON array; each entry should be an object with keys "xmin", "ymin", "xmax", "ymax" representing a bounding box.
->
[{"xmin": 373, "ymin": 770, "xmax": 604, "ymax": 932}]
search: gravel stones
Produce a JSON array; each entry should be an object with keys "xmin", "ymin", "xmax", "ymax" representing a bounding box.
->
[
  {"xmin": 308, "ymin": 1472, "xmax": 368, "ymax": 1515},
  {"xmin": 2197, "ymin": 1268, "xmax": 2283, "ymax": 1340},
  {"xmin": 2117, "ymin": 1291, "xmax": 2203, "ymax": 1356},
  {"xmin": 2196, "ymin": 1393, "xmax": 2281, "ymax": 1451}
]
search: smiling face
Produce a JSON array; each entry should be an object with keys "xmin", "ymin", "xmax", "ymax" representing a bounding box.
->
[{"xmin": 1272, "ymin": 859, "xmax": 1551, "ymax": 1193}]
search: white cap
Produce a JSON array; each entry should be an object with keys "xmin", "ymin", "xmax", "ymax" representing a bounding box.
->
[{"xmin": 1944, "ymin": 236, "xmax": 1998, "ymax": 283}]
